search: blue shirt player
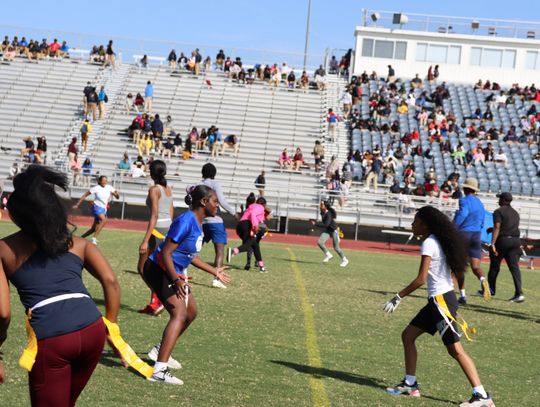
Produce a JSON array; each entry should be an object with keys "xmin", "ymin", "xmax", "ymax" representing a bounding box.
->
[
  {"xmin": 453, "ymin": 178, "xmax": 490, "ymax": 304},
  {"xmin": 143, "ymin": 185, "xmax": 231, "ymax": 385}
]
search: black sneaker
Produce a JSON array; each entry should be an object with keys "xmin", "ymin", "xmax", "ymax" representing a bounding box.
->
[
  {"xmin": 509, "ymin": 294, "xmax": 525, "ymax": 303},
  {"xmin": 458, "ymin": 296, "xmax": 467, "ymax": 305},
  {"xmin": 244, "ymin": 263, "xmax": 250, "ymax": 271},
  {"xmin": 459, "ymin": 391, "xmax": 495, "ymax": 406}
]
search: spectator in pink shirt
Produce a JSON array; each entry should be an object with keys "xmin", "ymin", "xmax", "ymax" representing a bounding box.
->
[
  {"xmin": 473, "ymin": 148, "xmax": 486, "ymax": 167},
  {"xmin": 278, "ymin": 148, "xmax": 292, "ymax": 169}
]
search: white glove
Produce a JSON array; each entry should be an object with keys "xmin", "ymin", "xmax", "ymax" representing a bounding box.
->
[{"xmin": 383, "ymin": 293, "xmax": 402, "ymax": 313}]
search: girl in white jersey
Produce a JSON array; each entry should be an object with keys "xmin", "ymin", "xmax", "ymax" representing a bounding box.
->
[{"xmin": 384, "ymin": 206, "xmax": 495, "ymax": 407}]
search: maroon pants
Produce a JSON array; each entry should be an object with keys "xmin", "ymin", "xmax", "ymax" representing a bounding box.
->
[{"xmin": 29, "ymin": 318, "xmax": 106, "ymax": 407}]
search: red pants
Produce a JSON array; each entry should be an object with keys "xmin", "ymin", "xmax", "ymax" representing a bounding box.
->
[{"xmin": 29, "ymin": 318, "xmax": 106, "ymax": 407}]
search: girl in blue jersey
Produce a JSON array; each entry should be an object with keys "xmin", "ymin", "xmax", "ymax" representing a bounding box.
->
[{"xmin": 143, "ymin": 185, "xmax": 230, "ymax": 385}]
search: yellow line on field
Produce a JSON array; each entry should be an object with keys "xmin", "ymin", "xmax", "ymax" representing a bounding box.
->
[{"xmin": 287, "ymin": 248, "xmax": 330, "ymax": 407}]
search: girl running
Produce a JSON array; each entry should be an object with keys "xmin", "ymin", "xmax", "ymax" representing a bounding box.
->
[
  {"xmin": 138, "ymin": 160, "xmax": 174, "ymax": 316},
  {"xmin": 384, "ymin": 206, "xmax": 495, "ymax": 407},
  {"xmin": 74, "ymin": 175, "xmax": 120, "ymax": 245},
  {"xmin": 312, "ymin": 201, "xmax": 348, "ymax": 267},
  {"xmin": 143, "ymin": 185, "xmax": 231, "ymax": 384},
  {"xmin": 0, "ymin": 165, "xmax": 121, "ymax": 406},
  {"xmin": 227, "ymin": 195, "xmax": 269, "ymax": 273}
]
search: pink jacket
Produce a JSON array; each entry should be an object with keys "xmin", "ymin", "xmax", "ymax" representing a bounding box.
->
[{"xmin": 240, "ymin": 203, "xmax": 265, "ymax": 230}]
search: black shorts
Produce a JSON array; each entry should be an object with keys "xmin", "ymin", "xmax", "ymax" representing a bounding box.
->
[
  {"xmin": 143, "ymin": 260, "xmax": 185, "ymax": 302},
  {"xmin": 410, "ymin": 291, "xmax": 460, "ymax": 346}
]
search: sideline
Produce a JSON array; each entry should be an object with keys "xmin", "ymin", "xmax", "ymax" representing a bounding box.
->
[{"xmin": 287, "ymin": 248, "xmax": 330, "ymax": 407}]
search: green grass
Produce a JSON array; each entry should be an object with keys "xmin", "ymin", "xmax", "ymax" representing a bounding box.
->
[{"xmin": 1, "ymin": 221, "xmax": 539, "ymax": 406}]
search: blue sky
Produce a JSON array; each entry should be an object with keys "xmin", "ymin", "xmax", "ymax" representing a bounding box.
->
[{"xmin": 0, "ymin": 0, "xmax": 535, "ymax": 65}]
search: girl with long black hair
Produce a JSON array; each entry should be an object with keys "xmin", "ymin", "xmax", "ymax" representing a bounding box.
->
[
  {"xmin": 384, "ymin": 206, "xmax": 495, "ymax": 407},
  {"xmin": 138, "ymin": 160, "xmax": 174, "ymax": 317},
  {"xmin": 0, "ymin": 165, "xmax": 121, "ymax": 406},
  {"xmin": 143, "ymin": 185, "xmax": 231, "ymax": 384},
  {"xmin": 313, "ymin": 201, "xmax": 348, "ymax": 267}
]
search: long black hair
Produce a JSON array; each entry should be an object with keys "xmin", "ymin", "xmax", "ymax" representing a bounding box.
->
[
  {"xmin": 321, "ymin": 200, "xmax": 337, "ymax": 219},
  {"xmin": 150, "ymin": 159, "xmax": 167, "ymax": 187},
  {"xmin": 185, "ymin": 185, "xmax": 214, "ymax": 209},
  {"xmin": 416, "ymin": 206, "xmax": 468, "ymax": 279},
  {"xmin": 245, "ymin": 192, "xmax": 256, "ymax": 208},
  {"xmin": 8, "ymin": 165, "xmax": 73, "ymax": 257}
]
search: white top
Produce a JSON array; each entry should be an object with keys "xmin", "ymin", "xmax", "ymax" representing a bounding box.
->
[
  {"xmin": 89, "ymin": 184, "xmax": 116, "ymax": 208},
  {"xmin": 421, "ymin": 235, "xmax": 454, "ymax": 297}
]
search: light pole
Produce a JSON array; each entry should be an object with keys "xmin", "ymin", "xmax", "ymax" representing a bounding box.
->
[{"xmin": 303, "ymin": 0, "xmax": 312, "ymax": 71}]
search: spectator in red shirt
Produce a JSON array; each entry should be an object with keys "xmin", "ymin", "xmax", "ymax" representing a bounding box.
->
[{"xmin": 49, "ymin": 38, "xmax": 61, "ymax": 57}]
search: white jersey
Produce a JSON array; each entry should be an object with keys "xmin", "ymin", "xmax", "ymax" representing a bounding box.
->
[
  {"xmin": 89, "ymin": 184, "xmax": 116, "ymax": 209},
  {"xmin": 421, "ymin": 235, "xmax": 454, "ymax": 297}
]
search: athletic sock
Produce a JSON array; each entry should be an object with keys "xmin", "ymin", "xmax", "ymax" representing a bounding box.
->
[
  {"xmin": 257, "ymin": 261, "xmax": 265, "ymax": 267},
  {"xmin": 460, "ymin": 289, "xmax": 466, "ymax": 298},
  {"xmin": 153, "ymin": 361, "xmax": 168, "ymax": 374},
  {"xmin": 404, "ymin": 375, "xmax": 417, "ymax": 386},
  {"xmin": 479, "ymin": 276, "xmax": 485, "ymax": 282},
  {"xmin": 473, "ymin": 385, "xmax": 487, "ymax": 398}
]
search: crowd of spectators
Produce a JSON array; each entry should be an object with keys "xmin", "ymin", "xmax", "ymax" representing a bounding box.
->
[
  {"xmin": 1, "ymin": 35, "xmax": 70, "ymax": 62},
  {"xmin": 339, "ymin": 65, "xmax": 540, "ymax": 198}
]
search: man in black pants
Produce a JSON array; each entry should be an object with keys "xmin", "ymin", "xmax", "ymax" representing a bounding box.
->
[{"xmin": 488, "ymin": 192, "xmax": 524, "ymax": 302}]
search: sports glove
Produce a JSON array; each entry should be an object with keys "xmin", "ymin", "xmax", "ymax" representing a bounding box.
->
[{"xmin": 383, "ymin": 293, "xmax": 402, "ymax": 313}]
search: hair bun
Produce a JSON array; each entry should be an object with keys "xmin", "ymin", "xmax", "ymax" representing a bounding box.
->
[{"xmin": 184, "ymin": 185, "xmax": 195, "ymax": 206}]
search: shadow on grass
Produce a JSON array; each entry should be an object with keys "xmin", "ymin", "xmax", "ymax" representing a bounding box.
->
[
  {"xmin": 280, "ymin": 257, "xmax": 325, "ymax": 265},
  {"xmin": 122, "ymin": 269, "xmax": 139, "ymax": 275},
  {"xmin": 94, "ymin": 298, "xmax": 141, "ymax": 314},
  {"xmin": 358, "ymin": 288, "xmax": 425, "ymax": 300},
  {"xmin": 100, "ymin": 351, "xmax": 153, "ymax": 379},
  {"xmin": 463, "ymin": 303, "xmax": 539, "ymax": 322},
  {"xmin": 270, "ymin": 360, "xmax": 455, "ymax": 405}
]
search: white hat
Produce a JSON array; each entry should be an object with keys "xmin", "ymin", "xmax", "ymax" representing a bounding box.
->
[{"xmin": 462, "ymin": 177, "xmax": 479, "ymax": 192}]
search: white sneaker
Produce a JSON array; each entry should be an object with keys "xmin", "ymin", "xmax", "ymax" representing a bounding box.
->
[
  {"xmin": 91, "ymin": 237, "xmax": 98, "ymax": 245},
  {"xmin": 212, "ymin": 278, "xmax": 227, "ymax": 289},
  {"xmin": 340, "ymin": 258, "xmax": 349, "ymax": 267},
  {"xmin": 323, "ymin": 253, "xmax": 333, "ymax": 263},
  {"xmin": 148, "ymin": 344, "xmax": 182, "ymax": 369},
  {"xmin": 147, "ymin": 367, "xmax": 184, "ymax": 385}
]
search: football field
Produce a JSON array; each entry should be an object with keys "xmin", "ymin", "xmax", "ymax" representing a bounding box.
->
[{"xmin": 1, "ymin": 221, "xmax": 539, "ymax": 406}]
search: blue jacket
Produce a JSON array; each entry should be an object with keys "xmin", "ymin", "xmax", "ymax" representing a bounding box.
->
[
  {"xmin": 145, "ymin": 84, "xmax": 154, "ymax": 97},
  {"xmin": 98, "ymin": 90, "xmax": 107, "ymax": 102},
  {"xmin": 454, "ymin": 194, "xmax": 485, "ymax": 232}
]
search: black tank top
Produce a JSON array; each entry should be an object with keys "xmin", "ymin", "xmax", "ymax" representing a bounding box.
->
[{"xmin": 10, "ymin": 251, "xmax": 101, "ymax": 340}]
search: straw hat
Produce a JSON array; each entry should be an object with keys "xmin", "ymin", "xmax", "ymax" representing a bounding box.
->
[{"xmin": 462, "ymin": 177, "xmax": 479, "ymax": 192}]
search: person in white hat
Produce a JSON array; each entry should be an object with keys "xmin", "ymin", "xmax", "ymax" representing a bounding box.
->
[{"xmin": 453, "ymin": 178, "xmax": 490, "ymax": 304}]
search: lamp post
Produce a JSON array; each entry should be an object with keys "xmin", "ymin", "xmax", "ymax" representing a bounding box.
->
[{"xmin": 303, "ymin": 0, "xmax": 312, "ymax": 71}]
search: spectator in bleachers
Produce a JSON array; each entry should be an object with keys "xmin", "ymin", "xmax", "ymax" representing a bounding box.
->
[
  {"xmin": 8, "ymin": 162, "xmax": 21, "ymax": 179},
  {"xmin": 412, "ymin": 73, "xmax": 423, "ymax": 88},
  {"xmin": 86, "ymin": 87, "xmax": 98, "ymax": 121},
  {"xmin": 314, "ymin": 65, "xmax": 327, "ymax": 91},
  {"xmin": 134, "ymin": 93, "xmax": 144, "ymax": 112},
  {"xmin": 49, "ymin": 38, "xmax": 60, "ymax": 57},
  {"xmin": 20, "ymin": 136, "xmax": 34, "ymax": 159},
  {"xmin": 67, "ymin": 137, "xmax": 78, "ymax": 162},
  {"xmin": 221, "ymin": 135, "xmax": 239, "ymax": 156},
  {"xmin": 26, "ymin": 40, "xmax": 42, "ymax": 61},
  {"xmin": 210, "ymin": 128, "xmax": 222, "ymax": 159},
  {"xmin": 215, "ymin": 49, "xmax": 225, "ymax": 70},
  {"xmin": 161, "ymin": 138, "xmax": 174, "ymax": 160},
  {"xmin": 292, "ymin": 147, "xmax": 305, "ymax": 171},
  {"xmin": 59, "ymin": 40, "xmax": 69, "ymax": 57},
  {"xmin": 38, "ymin": 38, "xmax": 49, "ymax": 57},
  {"xmin": 151, "ymin": 114, "xmax": 163, "ymax": 139},
  {"xmin": 167, "ymin": 49, "xmax": 177, "ymax": 71},
  {"xmin": 131, "ymin": 163, "xmax": 146, "ymax": 178},
  {"xmin": 300, "ymin": 71, "xmax": 309, "ymax": 92},
  {"xmin": 287, "ymin": 70, "xmax": 296, "ymax": 90},
  {"xmin": 327, "ymin": 108, "xmax": 338, "ymax": 143},
  {"xmin": 255, "ymin": 171, "xmax": 266, "ymax": 197},
  {"xmin": 494, "ymin": 149, "xmax": 508, "ymax": 167},
  {"xmin": 70, "ymin": 154, "xmax": 82, "ymax": 186},
  {"xmin": 192, "ymin": 48, "xmax": 202, "ymax": 75},
  {"xmin": 203, "ymin": 56, "xmax": 211, "ymax": 72},
  {"xmin": 118, "ymin": 152, "xmax": 131, "ymax": 172},
  {"xmin": 312, "ymin": 140, "xmax": 325, "ymax": 172},
  {"xmin": 278, "ymin": 148, "xmax": 292, "ymax": 170},
  {"xmin": 138, "ymin": 54, "xmax": 149, "ymax": 74},
  {"xmin": 1, "ymin": 36, "xmax": 9, "ymax": 52},
  {"xmin": 82, "ymin": 158, "xmax": 93, "ymax": 187},
  {"xmin": 105, "ymin": 40, "xmax": 116, "ymax": 68},
  {"xmin": 36, "ymin": 136, "xmax": 47, "ymax": 164},
  {"xmin": 340, "ymin": 88, "xmax": 352, "ymax": 119},
  {"xmin": 182, "ymin": 137, "xmax": 193, "ymax": 160},
  {"xmin": 473, "ymin": 147, "xmax": 486, "ymax": 167},
  {"xmin": 364, "ymin": 154, "xmax": 382, "ymax": 191},
  {"xmin": 139, "ymin": 134, "xmax": 153, "ymax": 158},
  {"xmin": 98, "ymin": 86, "xmax": 108, "ymax": 119},
  {"xmin": 195, "ymin": 129, "xmax": 206, "ymax": 150},
  {"xmin": 329, "ymin": 56, "xmax": 338, "ymax": 74},
  {"xmin": 2, "ymin": 46, "xmax": 16, "ymax": 62},
  {"xmin": 144, "ymin": 81, "xmax": 154, "ymax": 113},
  {"xmin": 80, "ymin": 120, "xmax": 92, "ymax": 153}
]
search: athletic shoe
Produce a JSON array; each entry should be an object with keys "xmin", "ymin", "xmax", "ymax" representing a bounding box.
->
[
  {"xmin": 459, "ymin": 392, "xmax": 495, "ymax": 407},
  {"xmin": 385, "ymin": 380, "xmax": 420, "ymax": 397},
  {"xmin": 226, "ymin": 247, "xmax": 233, "ymax": 263},
  {"xmin": 509, "ymin": 294, "xmax": 525, "ymax": 303},
  {"xmin": 148, "ymin": 344, "xmax": 182, "ymax": 369},
  {"xmin": 212, "ymin": 278, "xmax": 227, "ymax": 289},
  {"xmin": 259, "ymin": 266, "xmax": 267, "ymax": 273},
  {"xmin": 244, "ymin": 264, "xmax": 250, "ymax": 271},
  {"xmin": 458, "ymin": 296, "xmax": 467, "ymax": 305},
  {"xmin": 340, "ymin": 258, "xmax": 349, "ymax": 267},
  {"xmin": 481, "ymin": 279, "xmax": 492, "ymax": 301},
  {"xmin": 91, "ymin": 237, "xmax": 98, "ymax": 245},
  {"xmin": 147, "ymin": 367, "xmax": 183, "ymax": 385},
  {"xmin": 323, "ymin": 253, "xmax": 333, "ymax": 263},
  {"xmin": 152, "ymin": 304, "xmax": 165, "ymax": 316},
  {"xmin": 138, "ymin": 303, "xmax": 165, "ymax": 316}
]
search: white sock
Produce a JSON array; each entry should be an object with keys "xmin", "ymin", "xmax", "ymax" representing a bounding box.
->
[
  {"xmin": 460, "ymin": 289, "xmax": 466, "ymax": 298},
  {"xmin": 405, "ymin": 375, "xmax": 416, "ymax": 386},
  {"xmin": 480, "ymin": 276, "xmax": 485, "ymax": 282},
  {"xmin": 153, "ymin": 361, "xmax": 168, "ymax": 373},
  {"xmin": 473, "ymin": 385, "xmax": 487, "ymax": 398}
]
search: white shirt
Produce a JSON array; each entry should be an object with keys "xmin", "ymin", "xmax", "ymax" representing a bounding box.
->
[
  {"xmin": 421, "ymin": 235, "xmax": 454, "ymax": 297},
  {"xmin": 89, "ymin": 184, "xmax": 116, "ymax": 209},
  {"xmin": 340, "ymin": 92, "xmax": 352, "ymax": 104}
]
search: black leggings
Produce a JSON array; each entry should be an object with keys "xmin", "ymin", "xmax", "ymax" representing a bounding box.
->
[{"xmin": 236, "ymin": 220, "xmax": 262, "ymax": 262}]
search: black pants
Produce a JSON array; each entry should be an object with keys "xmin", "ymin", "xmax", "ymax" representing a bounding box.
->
[
  {"xmin": 236, "ymin": 220, "xmax": 262, "ymax": 263},
  {"xmin": 488, "ymin": 236, "xmax": 523, "ymax": 296}
]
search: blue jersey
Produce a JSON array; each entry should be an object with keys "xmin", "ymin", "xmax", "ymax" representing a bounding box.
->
[
  {"xmin": 454, "ymin": 195, "xmax": 485, "ymax": 232},
  {"xmin": 149, "ymin": 211, "xmax": 203, "ymax": 275}
]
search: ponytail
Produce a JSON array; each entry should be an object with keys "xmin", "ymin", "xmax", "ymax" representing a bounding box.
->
[
  {"xmin": 150, "ymin": 160, "xmax": 167, "ymax": 187},
  {"xmin": 8, "ymin": 165, "xmax": 73, "ymax": 257}
]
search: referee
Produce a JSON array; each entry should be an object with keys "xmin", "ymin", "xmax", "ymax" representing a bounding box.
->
[{"xmin": 487, "ymin": 192, "xmax": 525, "ymax": 303}]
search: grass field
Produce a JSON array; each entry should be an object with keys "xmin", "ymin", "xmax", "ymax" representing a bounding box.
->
[{"xmin": 1, "ymin": 221, "xmax": 539, "ymax": 407}]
